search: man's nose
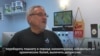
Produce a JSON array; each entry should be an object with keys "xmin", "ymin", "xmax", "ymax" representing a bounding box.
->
[{"xmin": 42, "ymin": 14, "xmax": 48, "ymax": 20}]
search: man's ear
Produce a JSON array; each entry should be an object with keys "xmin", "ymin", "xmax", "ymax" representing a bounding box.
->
[{"xmin": 27, "ymin": 16, "xmax": 31, "ymax": 24}]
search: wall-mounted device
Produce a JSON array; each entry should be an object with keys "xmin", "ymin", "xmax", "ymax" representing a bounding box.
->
[
  {"xmin": 53, "ymin": 10, "xmax": 73, "ymax": 48},
  {"xmin": 52, "ymin": 27, "xmax": 73, "ymax": 48},
  {"xmin": 91, "ymin": 24, "xmax": 98, "ymax": 37},
  {"xmin": 54, "ymin": 10, "xmax": 73, "ymax": 26}
]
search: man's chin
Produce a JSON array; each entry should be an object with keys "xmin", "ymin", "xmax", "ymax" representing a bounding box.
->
[{"xmin": 40, "ymin": 26, "xmax": 46, "ymax": 30}]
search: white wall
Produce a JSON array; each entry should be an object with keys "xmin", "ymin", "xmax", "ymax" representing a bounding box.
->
[{"xmin": 66, "ymin": 0, "xmax": 100, "ymax": 37}]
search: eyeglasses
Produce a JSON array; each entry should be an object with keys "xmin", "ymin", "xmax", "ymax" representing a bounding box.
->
[{"xmin": 30, "ymin": 13, "xmax": 48, "ymax": 17}]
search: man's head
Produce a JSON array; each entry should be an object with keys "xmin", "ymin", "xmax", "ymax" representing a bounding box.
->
[{"xmin": 26, "ymin": 5, "xmax": 48, "ymax": 32}]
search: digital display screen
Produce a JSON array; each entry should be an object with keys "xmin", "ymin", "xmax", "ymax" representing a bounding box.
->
[{"xmin": 54, "ymin": 11, "xmax": 73, "ymax": 26}]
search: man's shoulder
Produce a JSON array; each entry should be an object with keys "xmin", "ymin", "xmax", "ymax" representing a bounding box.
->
[
  {"xmin": 44, "ymin": 30, "xmax": 57, "ymax": 36},
  {"xmin": 15, "ymin": 27, "xmax": 30, "ymax": 35},
  {"xmin": 44, "ymin": 30, "xmax": 54, "ymax": 34}
]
